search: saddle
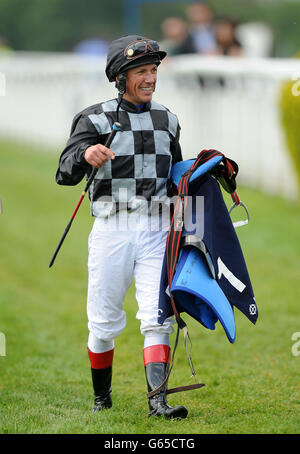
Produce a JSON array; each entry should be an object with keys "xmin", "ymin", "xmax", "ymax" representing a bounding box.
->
[{"xmin": 148, "ymin": 149, "xmax": 257, "ymax": 398}]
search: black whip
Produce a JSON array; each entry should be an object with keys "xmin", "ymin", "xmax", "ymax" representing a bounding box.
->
[{"xmin": 49, "ymin": 122, "xmax": 122, "ymax": 268}]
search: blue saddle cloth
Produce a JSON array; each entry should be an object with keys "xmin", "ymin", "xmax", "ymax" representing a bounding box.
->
[
  {"xmin": 158, "ymin": 159, "xmax": 257, "ymax": 343},
  {"xmin": 171, "ymin": 247, "xmax": 236, "ymax": 343}
]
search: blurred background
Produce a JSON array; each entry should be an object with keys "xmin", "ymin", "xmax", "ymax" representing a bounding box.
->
[
  {"xmin": 1, "ymin": 0, "xmax": 300, "ymax": 200},
  {"xmin": 1, "ymin": 0, "xmax": 300, "ymax": 56}
]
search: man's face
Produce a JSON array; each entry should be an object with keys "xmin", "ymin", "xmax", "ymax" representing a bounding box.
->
[{"xmin": 121, "ymin": 63, "xmax": 158, "ymax": 105}]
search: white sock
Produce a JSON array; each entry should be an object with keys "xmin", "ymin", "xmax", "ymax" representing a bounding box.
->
[
  {"xmin": 88, "ymin": 332, "xmax": 114, "ymax": 353},
  {"xmin": 143, "ymin": 333, "xmax": 170, "ymax": 349}
]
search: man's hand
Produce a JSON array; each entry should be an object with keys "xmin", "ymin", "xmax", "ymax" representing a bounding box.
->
[{"xmin": 84, "ymin": 144, "xmax": 115, "ymax": 168}]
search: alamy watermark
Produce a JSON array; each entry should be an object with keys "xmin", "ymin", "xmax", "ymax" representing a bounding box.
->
[
  {"xmin": 0, "ymin": 332, "xmax": 6, "ymax": 356},
  {"xmin": 291, "ymin": 332, "xmax": 300, "ymax": 357},
  {"xmin": 291, "ymin": 73, "xmax": 300, "ymax": 96},
  {"xmin": 0, "ymin": 72, "xmax": 5, "ymax": 96},
  {"xmin": 93, "ymin": 191, "xmax": 205, "ymax": 237}
]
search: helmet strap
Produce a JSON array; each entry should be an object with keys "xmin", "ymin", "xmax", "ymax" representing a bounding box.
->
[
  {"xmin": 116, "ymin": 72, "xmax": 126, "ymax": 122},
  {"xmin": 116, "ymin": 72, "xmax": 126, "ymax": 95},
  {"xmin": 116, "ymin": 93, "xmax": 123, "ymax": 123}
]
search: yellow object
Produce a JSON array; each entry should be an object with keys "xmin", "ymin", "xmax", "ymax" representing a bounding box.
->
[{"xmin": 279, "ymin": 52, "xmax": 300, "ymax": 199}]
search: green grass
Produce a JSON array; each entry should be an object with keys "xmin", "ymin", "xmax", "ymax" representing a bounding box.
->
[{"xmin": 0, "ymin": 139, "xmax": 300, "ymax": 434}]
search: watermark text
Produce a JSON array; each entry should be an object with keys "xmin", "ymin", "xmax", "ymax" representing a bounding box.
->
[
  {"xmin": 291, "ymin": 73, "xmax": 300, "ymax": 96},
  {"xmin": 0, "ymin": 72, "xmax": 5, "ymax": 96},
  {"xmin": 291, "ymin": 332, "xmax": 300, "ymax": 357},
  {"xmin": 93, "ymin": 192, "xmax": 205, "ymax": 237},
  {"xmin": 0, "ymin": 332, "xmax": 6, "ymax": 356}
]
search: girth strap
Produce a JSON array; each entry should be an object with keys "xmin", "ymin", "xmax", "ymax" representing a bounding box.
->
[
  {"xmin": 146, "ymin": 324, "xmax": 205, "ymax": 398},
  {"xmin": 166, "ymin": 383, "xmax": 205, "ymax": 395}
]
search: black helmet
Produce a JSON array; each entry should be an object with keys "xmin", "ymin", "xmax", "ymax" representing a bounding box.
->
[{"xmin": 105, "ymin": 35, "xmax": 167, "ymax": 82}]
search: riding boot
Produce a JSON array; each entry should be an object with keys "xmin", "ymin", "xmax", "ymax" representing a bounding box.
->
[
  {"xmin": 91, "ymin": 366, "xmax": 112, "ymax": 412},
  {"xmin": 143, "ymin": 345, "xmax": 188, "ymax": 419},
  {"xmin": 88, "ymin": 348, "xmax": 114, "ymax": 412}
]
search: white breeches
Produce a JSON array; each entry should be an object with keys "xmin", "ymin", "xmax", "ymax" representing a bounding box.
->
[{"xmin": 87, "ymin": 213, "xmax": 175, "ymax": 345}]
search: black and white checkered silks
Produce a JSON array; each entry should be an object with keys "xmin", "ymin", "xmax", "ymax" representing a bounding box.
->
[
  {"xmin": 85, "ymin": 98, "xmax": 181, "ymax": 217},
  {"xmin": 56, "ymin": 97, "xmax": 182, "ymax": 348},
  {"xmin": 56, "ymin": 98, "xmax": 182, "ymax": 210}
]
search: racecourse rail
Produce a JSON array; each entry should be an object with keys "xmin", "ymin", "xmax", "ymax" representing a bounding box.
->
[{"xmin": 1, "ymin": 52, "xmax": 299, "ymax": 199}]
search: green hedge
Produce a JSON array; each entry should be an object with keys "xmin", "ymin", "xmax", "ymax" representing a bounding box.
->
[{"xmin": 279, "ymin": 54, "xmax": 300, "ymax": 199}]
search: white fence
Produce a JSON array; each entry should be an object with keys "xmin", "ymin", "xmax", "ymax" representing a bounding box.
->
[{"xmin": 0, "ymin": 52, "xmax": 299, "ymax": 199}]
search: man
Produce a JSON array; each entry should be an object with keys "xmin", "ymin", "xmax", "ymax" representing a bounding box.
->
[
  {"xmin": 55, "ymin": 35, "xmax": 188, "ymax": 419},
  {"xmin": 160, "ymin": 17, "xmax": 197, "ymax": 56},
  {"xmin": 186, "ymin": 2, "xmax": 217, "ymax": 55}
]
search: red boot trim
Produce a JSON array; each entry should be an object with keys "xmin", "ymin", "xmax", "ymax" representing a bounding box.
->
[
  {"xmin": 143, "ymin": 344, "xmax": 170, "ymax": 366},
  {"xmin": 87, "ymin": 348, "xmax": 114, "ymax": 369}
]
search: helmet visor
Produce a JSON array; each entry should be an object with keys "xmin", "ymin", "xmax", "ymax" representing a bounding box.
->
[{"xmin": 124, "ymin": 39, "xmax": 160, "ymax": 60}]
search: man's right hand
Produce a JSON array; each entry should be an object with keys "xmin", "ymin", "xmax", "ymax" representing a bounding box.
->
[{"xmin": 84, "ymin": 144, "xmax": 115, "ymax": 168}]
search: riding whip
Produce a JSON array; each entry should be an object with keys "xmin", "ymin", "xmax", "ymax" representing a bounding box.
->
[{"xmin": 49, "ymin": 122, "xmax": 122, "ymax": 268}]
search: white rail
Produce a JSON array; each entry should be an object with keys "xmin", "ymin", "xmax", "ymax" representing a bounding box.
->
[{"xmin": 0, "ymin": 52, "xmax": 299, "ymax": 199}]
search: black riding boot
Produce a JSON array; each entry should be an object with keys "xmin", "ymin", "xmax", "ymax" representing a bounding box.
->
[
  {"xmin": 91, "ymin": 366, "xmax": 112, "ymax": 412},
  {"xmin": 145, "ymin": 362, "xmax": 188, "ymax": 419}
]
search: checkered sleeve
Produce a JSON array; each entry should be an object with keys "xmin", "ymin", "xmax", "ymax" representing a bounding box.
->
[
  {"xmin": 55, "ymin": 113, "xmax": 100, "ymax": 186},
  {"xmin": 171, "ymin": 123, "xmax": 183, "ymax": 165}
]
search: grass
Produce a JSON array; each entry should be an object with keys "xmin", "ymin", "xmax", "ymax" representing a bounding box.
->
[{"xmin": 0, "ymin": 139, "xmax": 299, "ymax": 434}]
